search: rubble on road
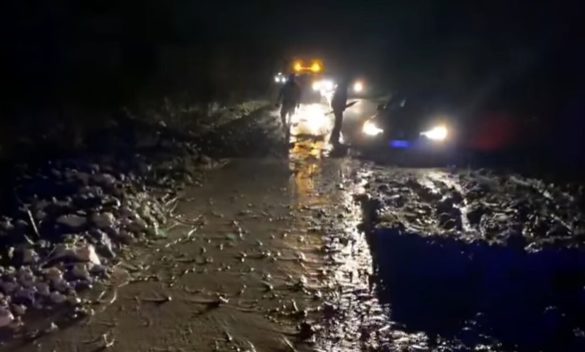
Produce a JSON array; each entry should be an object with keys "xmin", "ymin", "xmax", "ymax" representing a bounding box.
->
[{"xmin": 0, "ymin": 118, "xmax": 225, "ymax": 335}]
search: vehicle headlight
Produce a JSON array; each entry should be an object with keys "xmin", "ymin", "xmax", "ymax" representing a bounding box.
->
[
  {"xmin": 312, "ymin": 81, "xmax": 320, "ymax": 91},
  {"xmin": 421, "ymin": 125, "xmax": 448, "ymax": 141},
  {"xmin": 274, "ymin": 74, "xmax": 286, "ymax": 83},
  {"xmin": 321, "ymin": 80, "xmax": 334, "ymax": 91},
  {"xmin": 362, "ymin": 120, "xmax": 383, "ymax": 136},
  {"xmin": 353, "ymin": 81, "xmax": 364, "ymax": 93}
]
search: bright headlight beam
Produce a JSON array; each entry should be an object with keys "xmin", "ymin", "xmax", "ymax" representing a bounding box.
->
[
  {"xmin": 421, "ymin": 125, "xmax": 448, "ymax": 141},
  {"xmin": 322, "ymin": 80, "xmax": 334, "ymax": 91},
  {"xmin": 353, "ymin": 81, "xmax": 364, "ymax": 93},
  {"xmin": 292, "ymin": 103, "xmax": 329, "ymax": 136},
  {"xmin": 312, "ymin": 81, "xmax": 320, "ymax": 91},
  {"xmin": 362, "ymin": 120, "xmax": 383, "ymax": 136}
]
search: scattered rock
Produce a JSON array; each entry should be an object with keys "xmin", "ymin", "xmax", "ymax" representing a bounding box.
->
[
  {"xmin": 11, "ymin": 304, "xmax": 27, "ymax": 316},
  {"xmin": 91, "ymin": 212, "xmax": 116, "ymax": 229},
  {"xmin": 74, "ymin": 244, "xmax": 101, "ymax": 265},
  {"xmin": 91, "ymin": 230, "xmax": 116, "ymax": 258},
  {"xmin": 0, "ymin": 307, "xmax": 14, "ymax": 328},
  {"xmin": 0, "ymin": 112, "xmax": 213, "ymax": 334},
  {"xmin": 49, "ymin": 291, "xmax": 67, "ymax": 305},
  {"xmin": 50, "ymin": 244, "xmax": 101, "ymax": 265},
  {"xmin": 14, "ymin": 248, "xmax": 39, "ymax": 265},
  {"xmin": 91, "ymin": 173, "xmax": 117, "ymax": 187},
  {"xmin": 56, "ymin": 214, "xmax": 87, "ymax": 229},
  {"xmin": 70, "ymin": 263, "xmax": 91, "ymax": 280}
]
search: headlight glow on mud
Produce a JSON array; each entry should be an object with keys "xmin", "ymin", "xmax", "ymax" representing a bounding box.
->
[
  {"xmin": 291, "ymin": 104, "xmax": 330, "ymax": 136},
  {"xmin": 421, "ymin": 125, "xmax": 448, "ymax": 141},
  {"xmin": 362, "ymin": 120, "xmax": 383, "ymax": 136}
]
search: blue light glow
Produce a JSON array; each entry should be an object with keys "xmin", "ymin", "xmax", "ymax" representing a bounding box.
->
[{"xmin": 390, "ymin": 140, "xmax": 411, "ymax": 149}]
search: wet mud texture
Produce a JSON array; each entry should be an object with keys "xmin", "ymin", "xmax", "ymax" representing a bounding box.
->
[
  {"xmin": 4, "ymin": 103, "xmax": 585, "ymax": 352},
  {"xmin": 4, "ymin": 152, "xmax": 388, "ymax": 351},
  {"xmin": 360, "ymin": 165, "xmax": 585, "ymax": 351}
]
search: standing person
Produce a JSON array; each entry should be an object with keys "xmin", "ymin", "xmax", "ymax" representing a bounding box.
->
[
  {"xmin": 330, "ymin": 79, "xmax": 349, "ymax": 147},
  {"xmin": 277, "ymin": 74, "xmax": 301, "ymax": 139}
]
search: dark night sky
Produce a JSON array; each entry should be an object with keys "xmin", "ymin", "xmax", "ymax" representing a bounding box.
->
[{"xmin": 1, "ymin": 0, "xmax": 584, "ymax": 113}]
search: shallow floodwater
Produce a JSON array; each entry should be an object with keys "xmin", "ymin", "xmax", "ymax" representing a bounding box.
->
[{"xmin": 5, "ymin": 135, "xmax": 392, "ymax": 351}]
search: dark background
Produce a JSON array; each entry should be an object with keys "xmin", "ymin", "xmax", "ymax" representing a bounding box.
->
[{"xmin": 1, "ymin": 0, "xmax": 584, "ymax": 167}]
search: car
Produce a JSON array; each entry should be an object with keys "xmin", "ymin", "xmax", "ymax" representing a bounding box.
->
[{"xmin": 357, "ymin": 92, "xmax": 459, "ymax": 163}]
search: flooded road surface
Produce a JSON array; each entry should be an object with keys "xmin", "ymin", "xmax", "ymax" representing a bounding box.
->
[{"xmin": 5, "ymin": 131, "xmax": 390, "ymax": 351}]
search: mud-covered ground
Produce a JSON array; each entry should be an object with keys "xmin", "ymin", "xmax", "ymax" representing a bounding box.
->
[
  {"xmin": 2, "ymin": 100, "xmax": 585, "ymax": 351},
  {"xmin": 359, "ymin": 165, "xmax": 585, "ymax": 350}
]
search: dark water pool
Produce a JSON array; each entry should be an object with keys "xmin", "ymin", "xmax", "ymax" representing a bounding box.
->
[{"xmin": 369, "ymin": 229, "xmax": 585, "ymax": 351}]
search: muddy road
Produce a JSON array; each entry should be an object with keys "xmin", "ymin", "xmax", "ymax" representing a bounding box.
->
[
  {"xmin": 3, "ymin": 101, "xmax": 585, "ymax": 351},
  {"xmin": 5, "ymin": 136, "xmax": 384, "ymax": 351}
]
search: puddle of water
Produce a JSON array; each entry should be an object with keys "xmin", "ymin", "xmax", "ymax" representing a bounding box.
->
[{"xmin": 369, "ymin": 227, "xmax": 585, "ymax": 351}]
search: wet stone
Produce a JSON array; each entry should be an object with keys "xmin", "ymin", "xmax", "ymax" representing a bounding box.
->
[
  {"xmin": 49, "ymin": 291, "xmax": 67, "ymax": 305},
  {"xmin": 90, "ymin": 212, "xmax": 116, "ymax": 229},
  {"xmin": 91, "ymin": 230, "xmax": 116, "ymax": 258},
  {"xmin": 56, "ymin": 214, "xmax": 87, "ymax": 229},
  {"xmin": 69, "ymin": 263, "xmax": 91, "ymax": 280},
  {"xmin": 14, "ymin": 248, "xmax": 40, "ymax": 265},
  {"xmin": 11, "ymin": 304, "xmax": 27, "ymax": 316},
  {"xmin": 12, "ymin": 287, "xmax": 36, "ymax": 306},
  {"xmin": 0, "ymin": 307, "xmax": 15, "ymax": 328}
]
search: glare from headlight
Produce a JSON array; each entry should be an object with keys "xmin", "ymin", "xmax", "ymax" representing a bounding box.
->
[
  {"xmin": 312, "ymin": 81, "xmax": 320, "ymax": 91},
  {"xmin": 291, "ymin": 103, "xmax": 329, "ymax": 135},
  {"xmin": 353, "ymin": 81, "xmax": 364, "ymax": 93},
  {"xmin": 421, "ymin": 125, "xmax": 448, "ymax": 141},
  {"xmin": 274, "ymin": 74, "xmax": 286, "ymax": 83},
  {"xmin": 322, "ymin": 80, "xmax": 334, "ymax": 91},
  {"xmin": 362, "ymin": 120, "xmax": 383, "ymax": 136},
  {"xmin": 312, "ymin": 79, "xmax": 335, "ymax": 92}
]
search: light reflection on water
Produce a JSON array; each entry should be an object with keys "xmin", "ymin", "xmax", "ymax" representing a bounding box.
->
[{"xmin": 285, "ymin": 109, "xmax": 439, "ymax": 350}]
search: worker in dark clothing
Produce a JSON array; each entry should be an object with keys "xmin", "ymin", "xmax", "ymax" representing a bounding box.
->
[
  {"xmin": 277, "ymin": 74, "xmax": 301, "ymax": 138},
  {"xmin": 329, "ymin": 79, "xmax": 349, "ymax": 147}
]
